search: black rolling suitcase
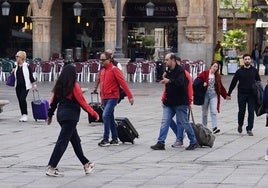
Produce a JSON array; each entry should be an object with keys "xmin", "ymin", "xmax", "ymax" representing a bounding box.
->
[
  {"xmin": 88, "ymin": 92, "xmax": 103, "ymax": 124},
  {"xmin": 115, "ymin": 117, "xmax": 139, "ymax": 144}
]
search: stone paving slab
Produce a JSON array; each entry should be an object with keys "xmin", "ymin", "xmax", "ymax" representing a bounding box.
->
[{"xmin": 0, "ymin": 74, "xmax": 268, "ymax": 188}]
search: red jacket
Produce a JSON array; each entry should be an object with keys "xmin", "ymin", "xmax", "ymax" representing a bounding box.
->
[
  {"xmin": 196, "ymin": 70, "xmax": 227, "ymax": 112},
  {"xmin": 49, "ymin": 83, "xmax": 98, "ymax": 120},
  {"xmin": 100, "ymin": 62, "xmax": 133, "ymax": 101}
]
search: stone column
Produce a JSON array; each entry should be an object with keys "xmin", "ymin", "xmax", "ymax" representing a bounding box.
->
[
  {"xmin": 184, "ymin": 0, "xmax": 208, "ymax": 44},
  {"xmin": 104, "ymin": 16, "xmax": 116, "ymax": 50},
  {"xmin": 31, "ymin": 16, "xmax": 52, "ymax": 60},
  {"xmin": 177, "ymin": 0, "xmax": 215, "ymax": 64}
]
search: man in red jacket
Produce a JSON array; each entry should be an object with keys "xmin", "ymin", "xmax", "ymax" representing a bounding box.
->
[{"xmin": 98, "ymin": 52, "xmax": 134, "ymax": 146}]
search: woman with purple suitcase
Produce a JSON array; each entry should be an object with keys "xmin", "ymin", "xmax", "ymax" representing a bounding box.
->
[
  {"xmin": 46, "ymin": 64, "xmax": 99, "ymax": 177},
  {"xmin": 13, "ymin": 51, "xmax": 37, "ymax": 122}
]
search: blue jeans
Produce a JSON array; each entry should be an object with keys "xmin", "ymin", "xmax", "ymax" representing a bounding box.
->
[
  {"xmin": 102, "ymin": 98, "xmax": 118, "ymax": 140},
  {"xmin": 253, "ymin": 59, "xmax": 260, "ymax": 72},
  {"xmin": 237, "ymin": 92, "xmax": 255, "ymax": 131},
  {"xmin": 170, "ymin": 119, "xmax": 184, "ymax": 143},
  {"xmin": 202, "ymin": 90, "xmax": 217, "ymax": 129},
  {"xmin": 158, "ymin": 104, "xmax": 196, "ymax": 145},
  {"xmin": 48, "ymin": 120, "xmax": 89, "ymax": 168}
]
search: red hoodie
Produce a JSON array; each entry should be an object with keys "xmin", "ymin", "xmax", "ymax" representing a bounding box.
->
[{"xmin": 99, "ymin": 62, "xmax": 133, "ymax": 101}]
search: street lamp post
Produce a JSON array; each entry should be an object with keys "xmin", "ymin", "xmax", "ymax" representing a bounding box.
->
[
  {"xmin": 113, "ymin": 0, "xmax": 155, "ymax": 58},
  {"xmin": 145, "ymin": 0, "xmax": 155, "ymax": 16},
  {"xmin": 73, "ymin": 1, "xmax": 82, "ymax": 17},
  {"xmin": 114, "ymin": 0, "xmax": 124, "ymax": 58},
  {"xmin": 1, "ymin": 1, "xmax": 10, "ymax": 16}
]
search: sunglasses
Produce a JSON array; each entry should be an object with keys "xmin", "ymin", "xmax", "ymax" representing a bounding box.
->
[{"xmin": 100, "ymin": 59, "xmax": 108, "ymax": 62}]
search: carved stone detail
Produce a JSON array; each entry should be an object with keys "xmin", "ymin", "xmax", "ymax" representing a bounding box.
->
[{"xmin": 184, "ymin": 25, "xmax": 208, "ymax": 43}]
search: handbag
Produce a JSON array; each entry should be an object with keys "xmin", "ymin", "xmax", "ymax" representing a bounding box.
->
[
  {"xmin": 6, "ymin": 72, "xmax": 15, "ymax": 87},
  {"xmin": 118, "ymin": 87, "xmax": 126, "ymax": 104}
]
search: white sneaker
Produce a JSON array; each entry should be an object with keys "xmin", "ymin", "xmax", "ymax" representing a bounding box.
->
[
  {"xmin": 84, "ymin": 162, "xmax": 96, "ymax": 175},
  {"xmin": 46, "ymin": 167, "xmax": 64, "ymax": 177},
  {"xmin": 19, "ymin": 115, "xmax": 24, "ymax": 122},
  {"xmin": 171, "ymin": 140, "xmax": 184, "ymax": 148},
  {"xmin": 19, "ymin": 114, "xmax": 28, "ymax": 122},
  {"xmin": 265, "ymin": 154, "xmax": 268, "ymax": 161}
]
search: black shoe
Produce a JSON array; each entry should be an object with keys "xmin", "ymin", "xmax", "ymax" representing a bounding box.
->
[
  {"xmin": 98, "ymin": 139, "xmax": 110, "ymax": 147},
  {"xmin": 212, "ymin": 127, "xmax": 220, "ymax": 134},
  {"xmin": 185, "ymin": 143, "xmax": 198, "ymax": 150},
  {"xmin": 237, "ymin": 126, "xmax": 242, "ymax": 133},
  {"xmin": 110, "ymin": 139, "xmax": 119, "ymax": 146},
  {"xmin": 150, "ymin": 142, "xmax": 165, "ymax": 150},
  {"xmin": 247, "ymin": 130, "xmax": 253, "ymax": 136}
]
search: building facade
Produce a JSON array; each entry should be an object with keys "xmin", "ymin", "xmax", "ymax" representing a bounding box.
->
[{"xmin": 1, "ymin": 0, "xmax": 219, "ymax": 64}]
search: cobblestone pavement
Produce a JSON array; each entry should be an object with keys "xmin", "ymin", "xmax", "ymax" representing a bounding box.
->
[{"xmin": 0, "ymin": 72, "xmax": 268, "ymax": 188}]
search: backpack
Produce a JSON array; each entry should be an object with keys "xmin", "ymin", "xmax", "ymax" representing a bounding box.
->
[{"xmin": 189, "ymin": 110, "xmax": 215, "ymax": 148}]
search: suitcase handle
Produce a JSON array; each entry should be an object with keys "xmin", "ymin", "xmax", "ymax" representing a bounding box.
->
[
  {"xmin": 90, "ymin": 92, "xmax": 100, "ymax": 103},
  {"xmin": 32, "ymin": 90, "xmax": 41, "ymax": 104},
  {"xmin": 188, "ymin": 109, "xmax": 195, "ymax": 125}
]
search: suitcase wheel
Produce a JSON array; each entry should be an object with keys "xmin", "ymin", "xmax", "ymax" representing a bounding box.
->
[{"xmin": 35, "ymin": 119, "xmax": 37, "ymax": 122}]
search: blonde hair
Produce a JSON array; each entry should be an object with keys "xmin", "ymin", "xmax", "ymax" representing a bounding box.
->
[{"xmin": 16, "ymin": 51, "xmax": 27, "ymax": 60}]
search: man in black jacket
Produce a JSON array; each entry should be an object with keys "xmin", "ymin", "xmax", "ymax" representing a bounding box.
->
[
  {"xmin": 227, "ymin": 54, "xmax": 261, "ymax": 136},
  {"xmin": 150, "ymin": 53, "xmax": 198, "ymax": 150}
]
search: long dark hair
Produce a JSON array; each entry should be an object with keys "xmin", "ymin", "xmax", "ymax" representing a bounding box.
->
[
  {"xmin": 210, "ymin": 61, "xmax": 221, "ymax": 94},
  {"xmin": 52, "ymin": 64, "xmax": 76, "ymax": 98}
]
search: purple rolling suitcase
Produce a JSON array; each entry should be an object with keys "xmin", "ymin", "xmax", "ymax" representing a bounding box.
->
[{"xmin": 31, "ymin": 90, "xmax": 49, "ymax": 121}]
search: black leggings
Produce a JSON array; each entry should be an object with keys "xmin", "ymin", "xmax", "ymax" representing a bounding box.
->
[
  {"xmin": 15, "ymin": 85, "xmax": 29, "ymax": 115},
  {"xmin": 217, "ymin": 61, "xmax": 223, "ymax": 74},
  {"xmin": 48, "ymin": 120, "xmax": 89, "ymax": 168}
]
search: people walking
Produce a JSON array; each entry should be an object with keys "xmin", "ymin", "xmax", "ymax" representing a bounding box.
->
[
  {"xmin": 150, "ymin": 53, "xmax": 198, "ymax": 150},
  {"xmin": 46, "ymin": 64, "xmax": 99, "ymax": 177},
  {"xmin": 13, "ymin": 51, "xmax": 37, "ymax": 122},
  {"xmin": 98, "ymin": 51, "xmax": 134, "ymax": 147},
  {"xmin": 194, "ymin": 61, "xmax": 230, "ymax": 134},
  {"xmin": 214, "ymin": 41, "xmax": 224, "ymax": 75},
  {"xmin": 227, "ymin": 54, "xmax": 261, "ymax": 136},
  {"xmin": 171, "ymin": 57, "xmax": 193, "ymax": 148},
  {"xmin": 251, "ymin": 44, "xmax": 262, "ymax": 73},
  {"xmin": 262, "ymin": 46, "xmax": 268, "ymax": 75}
]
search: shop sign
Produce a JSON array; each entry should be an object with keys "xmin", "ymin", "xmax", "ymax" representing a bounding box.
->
[{"xmin": 125, "ymin": 3, "xmax": 177, "ymax": 17}]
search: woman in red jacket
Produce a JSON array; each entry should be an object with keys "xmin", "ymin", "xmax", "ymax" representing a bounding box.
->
[
  {"xmin": 46, "ymin": 64, "xmax": 99, "ymax": 177},
  {"xmin": 195, "ymin": 61, "xmax": 230, "ymax": 134}
]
